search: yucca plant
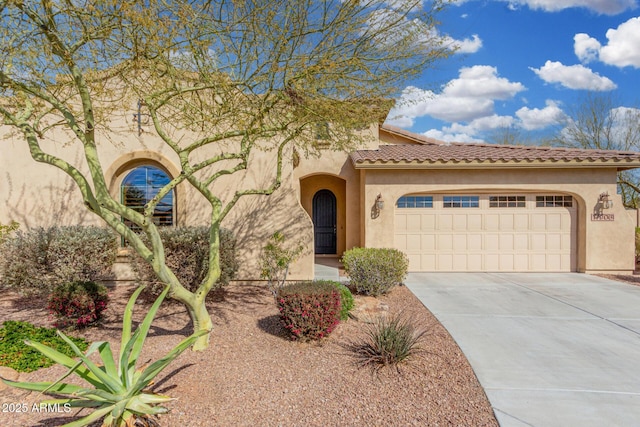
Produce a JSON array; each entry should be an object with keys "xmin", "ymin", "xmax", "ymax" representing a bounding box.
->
[
  {"xmin": 350, "ymin": 314, "xmax": 427, "ymax": 372},
  {"xmin": 1, "ymin": 285, "xmax": 205, "ymax": 427}
]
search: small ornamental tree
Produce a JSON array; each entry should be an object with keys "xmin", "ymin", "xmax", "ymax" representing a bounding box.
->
[
  {"xmin": 260, "ymin": 231, "xmax": 305, "ymax": 299},
  {"xmin": 0, "ymin": 0, "xmax": 453, "ymax": 350}
]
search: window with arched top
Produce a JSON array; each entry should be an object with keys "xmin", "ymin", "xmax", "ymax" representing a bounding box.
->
[{"xmin": 121, "ymin": 165, "xmax": 174, "ymax": 229}]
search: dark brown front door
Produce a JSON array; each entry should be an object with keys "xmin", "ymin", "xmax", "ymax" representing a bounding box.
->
[{"xmin": 313, "ymin": 189, "xmax": 337, "ymax": 254}]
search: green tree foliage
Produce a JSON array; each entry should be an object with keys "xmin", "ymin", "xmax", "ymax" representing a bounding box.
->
[
  {"xmin": 551, "ymin": 93, "xmax": 640, "ymax": 208},
  {"xmin": 0, "ymin": 0, "xmax": 453, "ymax": 349}
]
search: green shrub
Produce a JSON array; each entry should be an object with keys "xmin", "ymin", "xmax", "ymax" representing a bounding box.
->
[
  {"xmin": 350, "ymin": 314, "xmax": 426, "ymax": 371},
  {"xmin": 48, "ymin": 281, "xmax": 109, "ymax": 329},
  {"xmin": 0, "ymin": 226, "xmax": 118, "ymax": 295},
  {"xmin": 277, "ymin": 281, "xmax": 341, "ymax": 341},
  {"xmin": 317, "ymin": 280, "xmax": 354, "ymax": 321},
  {"xmin": 2, "ymin": 286, "xmax": 206, "ymax": 426},
  {"xmin": 260, "ymin": 231, "xmax": 305, "ymax": 299},
  {"xmin": 0, "ymin": 320, "xmax": 89, "ymax": 372},
  {"xmin": 0, "ymin": 220, "xmax": 18, "ymax": 245},
  {"xmin": 341, "ymin": 248, "xmax": 409, "ymax": 296},
  {"xmin": 131, "ymin": 226, "xmax": 239, "ymax": 297}
]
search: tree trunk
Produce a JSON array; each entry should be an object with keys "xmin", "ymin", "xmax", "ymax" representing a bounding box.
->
[
  {"xmin": 169, "ymin": 282, "xmax": 213, "ymax": 351},
  {"xmin": 185, "ymin": 297, "xmax": 213, "ymax": 351}
]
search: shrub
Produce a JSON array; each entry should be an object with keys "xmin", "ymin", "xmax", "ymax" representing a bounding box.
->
[
  {"xmin": 0, "ymin": 320, "xmax": 89, "ymax": 373},
  {"xmin": 131, "ymin": 226, "xmax": 239, "ymax": 297},
  {"xmin": 2, "ymin": 286, "xmax": 206, "ymax": 426},
  {"xmin": 48, "ymin": 281, "xmax": 109, "ymax": 329},
  {"xmin": 260, "ymin": 231, "xmax": 305, "ymax": 299},
  {"xmin": 277, "ymin": 281, "xmax": 342, "ymax": 341},
  {"xmin": 0, "ymin": 220, "xmax": 18, "ymax": 245},
  {"xmin": 0, "ymin": 226, "xmax": 118, "ymax": 295},
  {"xmin": 341, "ymin": 248, "xmax": 409, "ymax": 296},
  {"xmin": 350, "ymin": 314, "xmax": 426, "ymax": 372},
  {"xmin": 320, "ymin": 280, "xmax": 354, "ymax": 321}
]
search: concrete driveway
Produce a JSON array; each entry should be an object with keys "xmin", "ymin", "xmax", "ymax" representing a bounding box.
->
[{"xmin": 405, "ymin": 273, "xmax": 640, "ymax": 427}]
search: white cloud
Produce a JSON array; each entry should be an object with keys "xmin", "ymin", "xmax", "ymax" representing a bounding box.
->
[
  {"xmin": 367, "ymin": 9, "xmax": 482, "ymax": 55},
  {"xmin": 446, "ymin": 65, "xmax": 525, "ymax": 99},
  {"xmin": 516, "ymin": 100, "xmax": 567, "ymax": 130},
  {"xmin": 386, "ymin": 65, "xmax": 525, "ymax": 125},
  {"xmin": 442, "ymin": 33, "xmax": 483, "ymax": 54},
  {"xmin": 501, "ymin": 0, "xmax": 636, "ymax": 15},
  {"xmin": 530, "ymin": 60, "xmax": 617, "ymax": 91},
  {"xmin": 574, "ymin": 33, "xmax": 602, "ymax": 63},
  {"xmin": 573, "ymin": 18, "xmax": 640, "ymax": 68},
  {"xmin": 600, "ymin": 17, "xmax": 640, "ymax": 68},
  {"xmin": 422, "ymin": 128, "xmax": 485, "ymax": 143},
  {"xmin": 421, "ymin": 115, "xmax": 516, "ymax": 143}
]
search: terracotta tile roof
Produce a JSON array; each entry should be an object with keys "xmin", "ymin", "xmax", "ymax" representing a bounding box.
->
[
  {"xmin": 351, "ymin": 143, "xmax": 640, "ymax": 166},
  {"xmin": 351, "ymin": 125, "xmax": 640, "ymax": 168}
]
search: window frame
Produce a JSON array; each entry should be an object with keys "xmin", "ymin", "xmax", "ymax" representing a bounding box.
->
[
  {"xmin": 396, "ymin": 195, "xmax": 433, "ymax": 208},
  {"xmin": 121, "ymin": 165, "xmax": 175, "ymax": 229},
  {"xmin": 489, "ymin": 195, "xmax": 526, "ymax": 208},
  {"xmin": 443, "ymin": 195, "xmax": 480, "ymax": 208},
  {"xmin": 535, "ymin": 195, "xmax": 573, "ymax": 208}
]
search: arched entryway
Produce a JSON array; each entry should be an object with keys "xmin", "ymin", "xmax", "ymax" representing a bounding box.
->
[{"xmin": 313, "ymin": 189, "xmax": 337, "ymax": 254}]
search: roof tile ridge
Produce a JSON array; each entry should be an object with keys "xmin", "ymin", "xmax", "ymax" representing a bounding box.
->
[{"xmin": 379, "ymin": 124, "xmax": 445, "ymax": 146}]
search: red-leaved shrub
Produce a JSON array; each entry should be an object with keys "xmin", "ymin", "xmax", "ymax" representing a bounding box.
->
[
  {"xmin": 276, "ymin": 281, "xmax": 341, "ymax": 341},
  {"xmin": 48, "ymin": 281, "xmax": 109, "ymax": 328}
]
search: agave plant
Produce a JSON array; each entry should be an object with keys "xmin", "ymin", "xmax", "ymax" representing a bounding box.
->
[{"xmin": 1, "ymin": 285, "xmax": 205, "ymax": 427}]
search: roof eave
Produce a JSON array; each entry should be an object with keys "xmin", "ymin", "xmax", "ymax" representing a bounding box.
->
[{"xmin": 351, "ymin": 159, "xmax": 640, "ymax": 170}]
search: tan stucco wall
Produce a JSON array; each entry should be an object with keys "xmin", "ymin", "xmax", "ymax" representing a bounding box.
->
[
  {"xmin": 361, "ymin": 167, "xmax": 636, "ymax": 273},
  {"xmin": 0, "ymin": 102, "xmax": 315, "ymax": 280}
]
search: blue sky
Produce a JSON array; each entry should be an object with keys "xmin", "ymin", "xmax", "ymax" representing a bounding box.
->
[{"xmin": 385, "ymin": 0, "xmax": 640, "ymax": 143}]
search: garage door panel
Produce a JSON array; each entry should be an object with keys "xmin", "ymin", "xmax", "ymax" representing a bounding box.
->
[
  {"xmin": 514, "ymin": 254, "xmax": 529, "ymax": 270},
  {"xmin": 453, "ymin": 215, "xmax": 467, "ymax": 230},
  {"xmin": 486, "ymin": 214, "xmax": 500, "ymax": 230},
  {"xmin": 500, "ymin": 214, "xmax": 514, "ymax": 230},
  {"xmin": 468, "ymin": 234, "xmax": 482, "ymax": 251},
  {"xmin": 421, "ymin": 234, "xmax": 436, "ymax": 251},
  {"xmin": 439, "ymin": 254, "xmax": 453, "ymax": 270},
  {"xmin": 438, "ymin": 234, "xmax": 453, "ymax": 250},
  {"xmin": 547, "ymin": 234, "xmax": 562, "ymax": 250},
  {"xmin": 406, "ymin": 234, "xmax": 421, "ymax": 251},
  {"xmin": 421, "ymin": 254, "xmax": 436, "ymax": 270},
  {"xmin": 394, "ymin": 194, "xmax": 576, "ymax": 272},
  {"xmin": 395, "ymin": 234, "xmax": 407, "ymax": 251},
  {"xmin": 514, "ymin": 214, "xmax": 528, "ymax": 230},
  {"xmin": 514, "ymin": 234, "xmax": 528, "ymax": 250},
  {"xmin": 440, "ymin": 215, "xmax": 453, "ymax": 230},
  {"xmin": 406, "ymin": 214, "xmax": 421, "ymax": 231},
  {"xmin": 395, "ymin": 214, "xmax": 407, "ymax": 231},
  {"xmin": 422, "ymin": 215, "xmax": 436, "ymax": 231},
  {"xmin": 531, "ymin": 234, "xmax": 546, "ymax": 251},
  {"xmin": 499, "ymin": 234, "xmax": 514, "ymax": 250},
  {"xmin": 531, "ymin": 214, "xmax": 546, "ymax": 230},
  {"xmin": 453, "ymin": 234, "xmax": 467, "ymax": 251},
  {"xmin": 546, "ymin": 213, "xmax": 562, "ymax": 230}
]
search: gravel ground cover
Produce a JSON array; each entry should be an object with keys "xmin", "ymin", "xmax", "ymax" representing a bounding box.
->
[{"xmin": 0, "ymin": 282, "xmax": 497, "ymax": 427}]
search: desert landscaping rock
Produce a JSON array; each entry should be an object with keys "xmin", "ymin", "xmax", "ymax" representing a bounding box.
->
[{"xmin": 0, "ymin": 283, "xmax": 497, "ymax": 426}]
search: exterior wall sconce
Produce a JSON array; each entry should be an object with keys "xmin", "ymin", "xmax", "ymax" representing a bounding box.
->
[
  {"xmin": 599, "ymin": 192, "xmax": 613, "ymax": 209},
  {"xmin": 375, "ymin": 193, "xmax": 385, "ymax": 210}
]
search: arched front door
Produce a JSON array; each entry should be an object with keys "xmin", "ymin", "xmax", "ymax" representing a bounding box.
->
[{"xmin": 313, "ymin": 189, "xmax": 337, "ymax": 254}]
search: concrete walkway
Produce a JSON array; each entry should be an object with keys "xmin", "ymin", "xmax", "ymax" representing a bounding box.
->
[{"xmin": 405, "ymin": 272, "xmax": 640, "ymax": 427}]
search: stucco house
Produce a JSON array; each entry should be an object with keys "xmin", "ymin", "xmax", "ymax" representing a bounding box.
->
[{"xmin": 2, "ymin": 110, "xmax": 640, "ymax": 279}]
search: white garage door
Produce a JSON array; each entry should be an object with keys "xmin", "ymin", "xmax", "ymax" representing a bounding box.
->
[{"xmin": 394, "ymin": 194, "xmax": 576, "ymax": 272}]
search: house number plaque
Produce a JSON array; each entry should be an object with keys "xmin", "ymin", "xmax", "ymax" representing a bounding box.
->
[{"xmin": 591, "ymin": 213, "xmax": 615, "ymax": 221}]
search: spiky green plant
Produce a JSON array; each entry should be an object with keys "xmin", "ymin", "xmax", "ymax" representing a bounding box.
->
[
  {"xmin": 350, "ymin": 314, "xmax": 427, "ymax": 372},
  {"xmin": 1, "ymin": 285, "xmax": 205, "ymax": 427}
]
